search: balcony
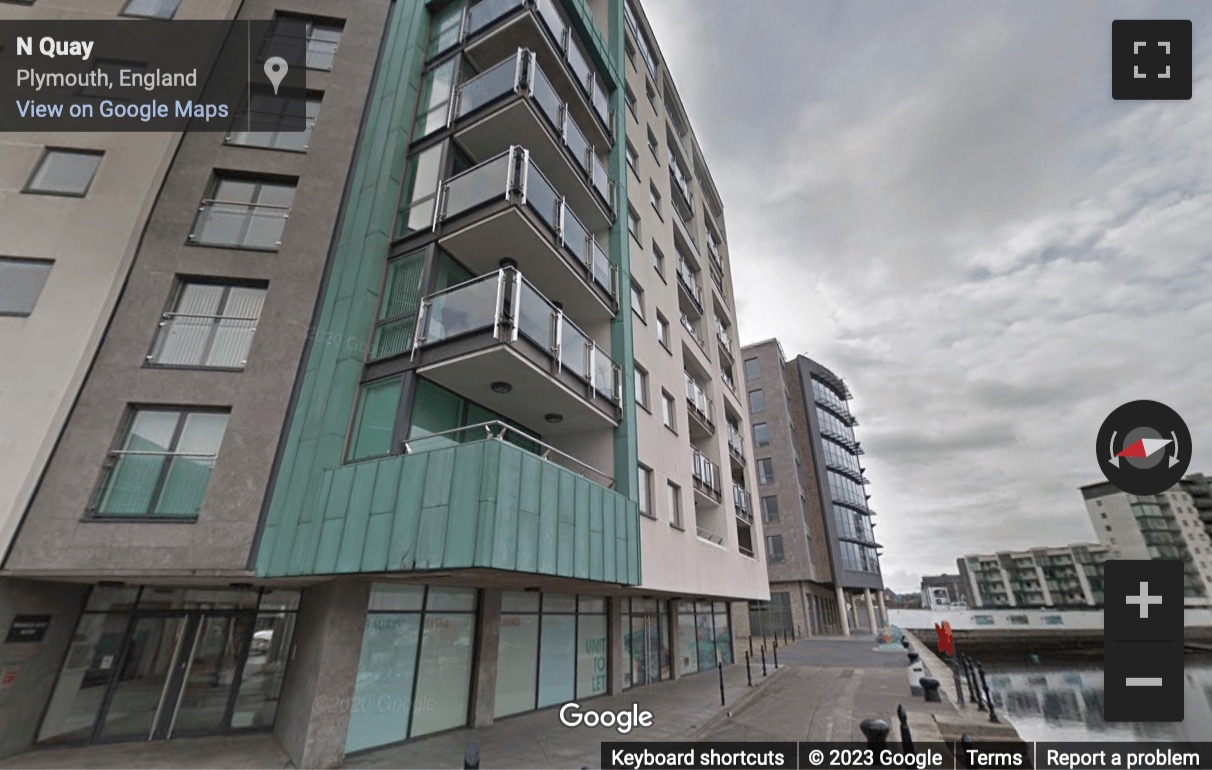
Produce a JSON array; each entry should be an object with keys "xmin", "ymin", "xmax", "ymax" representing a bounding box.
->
[
  {"xmin": 697, "ymin": 527, "xmax": 724, "ymax": 546},
  {"xmin": 257, "ymin": 428, "xmax": 639, "ymax": 583},
  {"xmin": 433, "ymin": 146, "xmax": 617, "ymax": 321},
  {"xmin": 826, "ymin": 460, "xmax": 867, "ymax": 486},
  {"xmin": 410, "ymin": 267, "xmax": 621, "ymax": 432},
  {"xmin": 676, "ymin": 255, "xmax": 704, "ymax": 315},
  {"xmin": 691, "ymin": 449, "xmax": 723, "ymax": 504},
  {"xmin": 463, "ymin": 0, "xmax": 612, "ymax": 146},
  {"xmin": 668, "ymin": 148, "xmax": 694, "ymax": 223},
  {"xmin": 733, "ymin": 484, "xmax": 753, "ymax": 524},
  {"xmin": 715, "ymin": 321, "xmax": 733, "ymax": 362},
  {"xmin": 684, "ymin": 373, "xmax": 714, "ymax": 437},
  {"xmin": 451, "ymin": 49, "xmax": 614, "ymax": 217},
  {"xmin": 727, "ymin": 424, "xmax": 745, "ymax": 467}
]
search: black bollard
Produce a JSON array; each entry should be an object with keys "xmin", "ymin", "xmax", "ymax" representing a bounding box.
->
[
  {"xmin": 464, "ymin": 741, "xmax": 480, "ymax": 770},
  {"xmin": 749, "ymin": 634, "xmax": 754, "ymax": 656},
  {"xmin": 906, "ymin": 650, "xmax": 920, "ymax": 665},
  {"xmin": 859, "ymin": 718, "xmax": 890, "ymax": 749},
  {"xmin": 900, "ymin": 637, "xmax": 910, "ymax": 649},
  {"xmin": 784, "ymin": 628, "xmax": 789, "ymax": 645},
  {"xmin": 920, "ymin": 677, "xmax": 941, "ymax": 703},
  {"xmin": 761, "ymin": 647, "xmax": 768, "ymax": 676},
  {"xmin": 745, "ymin": 650, "xmax": 753, "ymax": 686},
  {"xmin": 959, "ymin": 734, "xmax": 975, "ymax": 769},
  {"xmin": 718, "ymin": 661, "xmax": 726, "ymax": 706},
  {"xmin": 978, "ymin": 664, "xmax": 999, "ymax": 723},
  {"xmin": 896, "ymin": 704, "xmax": 914, "ymax": 753},
  {"xmin": 950, "ymin": 659, "xmax": 966, "ymax": 707},
  {"xmin": 773, "ymin": 638, "xmax": 779, "ymax": 669}
]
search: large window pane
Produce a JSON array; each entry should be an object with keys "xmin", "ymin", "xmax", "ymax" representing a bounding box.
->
[
  {"xmin": 345, "ymin": 614, "xmax": 421, "ymax": 753},
  {"xmin": 149, "ymin": 282, "xmax": 266, "ymax": 368},
  {"xmin": 410, "ymin": 614, "xmax": 475, "ymax": 736},
  {"xmin": 154, "ymin": 412, "xmax": 227, "ymax": 515},
  {"xmin": 349, "ymin": 377, "xmax": 402, "ymax": 461},
  {"xmin": 537, "ymin": 616, "xmax": 576, "ymax": 707},
  {"xmin": 696, "ymin": 610, "xmax": 717, "ymax": 667},
  {"xmin": 494, "ymin": 614, "xmax": 538, "ymax": 717},
  {"xmin": 576, "ymin": 614, "xmax": 608, "ymax": 699},
  {"xmin": 227, "ymin": 94, "xmax": 321, "ymax": 152},
  {"xmin": 676, "ymin": 611, "xmax": 698, "ymax": 675},
  {"xmin": 191, "ymin": 177, "xmax": 295, "ymax": 250},
  {"xmin": 372, "ymin": 251, "xmax": 425, "ymax": 360},
  {"xmin": 714, "ymin": 608, "xmax": 732, "ymax": 664},
  {"xmin": 407, "ymin": 379, "xmax": 464, "ymax": 449},
  {"xmin": 230, "ymin": 612, "xmax": 296, "ymax": 730},
  {"xmin": 397, "ymin": 145, "xmax": 443, "ymax": 236},
  {"xmin": 0, "ymin": 258, "xmax": 52, "ymax": 316},
  {"xmin": 26, "ymin": 149, "xmax": 102, "ymax": 195}
]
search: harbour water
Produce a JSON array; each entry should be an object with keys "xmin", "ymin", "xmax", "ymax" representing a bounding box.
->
[{"xmin": 981, "ymin": 654, "xmax": 1212, "ymax": 741}]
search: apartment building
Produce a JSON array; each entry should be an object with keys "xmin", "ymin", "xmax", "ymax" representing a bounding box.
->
[
  {"xmin": 920, "ymin": 574, "xmax": 967, "ymax": 610},
  {"xmin": 1082, "ymin": 473, "xmax": 1212, "ymax": 606},
  {"xmin": 0, "ymin": 0, "xmax": 767, "ymax": 765},
  {"xmin": 739, "ymin": 341, "xmax": 885, "ymax": 637},
  {"xmin": 956, "ymin": 544, "xmax": 1110, "ymax": 609}
]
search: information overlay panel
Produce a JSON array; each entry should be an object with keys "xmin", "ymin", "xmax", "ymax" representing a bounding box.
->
[
  {"xmin": 0, "ymin": 20, "xmax": 307, "ymax": 132},
  {"xmin": 599, "ymin": 742, "xmax": 1212, "ymax": 770}
]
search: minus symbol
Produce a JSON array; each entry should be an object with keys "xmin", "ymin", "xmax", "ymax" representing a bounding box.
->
[{"xmin": 1125, "ymin": 677, "xmax": 1163, "ymax": 686}]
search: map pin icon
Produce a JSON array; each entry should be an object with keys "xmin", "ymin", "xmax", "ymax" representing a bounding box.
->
[{"xmin": 264, "ymin": 56, "xmax": 288, "ymax": 95}]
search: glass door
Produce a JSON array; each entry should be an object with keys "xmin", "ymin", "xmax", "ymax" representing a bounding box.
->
[
  {"xmin": 168, "ymin": 612, "xmax": 253, "ymax": 737},
  {"xmin": 96, "ymin": 613, "xmax": 192, "ymax": 741}
]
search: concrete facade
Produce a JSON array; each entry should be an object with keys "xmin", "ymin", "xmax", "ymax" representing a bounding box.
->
[{"xmin": 956, "ymin": 543, "xmax": 1110, "ymax": 608}]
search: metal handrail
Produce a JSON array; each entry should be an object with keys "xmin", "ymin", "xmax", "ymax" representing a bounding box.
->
[
  {"xmin": 198, "ymin": 199, "xmax": 290, "ymax": 210},
  {"xmin": 401, "ymin": 419, "xmax": 614, "ymax": 488},
  {"xmin": 109, "ymin": 450, "xmax": 216, "ymax": 457},
  {"xmin": 160, "ymin": 312, "xmax": 259, "ymax": 322}
]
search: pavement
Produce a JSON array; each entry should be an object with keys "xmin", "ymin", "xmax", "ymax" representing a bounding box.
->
[{"xmin": 0, "ymin": 635, "xmax": 1021, "ymax": 769}]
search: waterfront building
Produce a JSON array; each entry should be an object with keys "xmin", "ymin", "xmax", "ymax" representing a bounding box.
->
[
  {"xmin": 0, "ymin": 0, "xmax": 768, "ymax": 765},
  {"xmin": 957, "ymin": 544, "xmax": 1110, "ymax": 609},
  {"xmin": 1081, "ymin": 474, "xmax": 1212, "ymax": 606},
  {"xmin": 920, "ymin": 574, "xmax": 967, "ymax": 610},
  {"xmin": 739, "ymin": 340, "xmax": 886, "ymax": 637}
]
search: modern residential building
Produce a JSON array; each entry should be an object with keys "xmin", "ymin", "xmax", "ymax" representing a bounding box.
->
[
  {"xmin": 1082, "ymin": 473, "xmax": 1212, "ymax": 606},
  {"xmin": 956, "ymin": 543, "xmax": 1110, "ymax": 609},
  {"xmin": 0, "ymin": 0, "xmax": 767, "ymax": 765},
  {"xmin": 739, "ymin": 340, "xmax": 885, "ymax": 638},
  {"xmin": 920, "ymin": 574, "xmax": 967, "ymax": 610}
]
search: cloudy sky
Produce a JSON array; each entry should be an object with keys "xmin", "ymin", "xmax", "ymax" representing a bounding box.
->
[{"xmin": 643, "ymin": 1, "xmax": 1212, "ymax": 593}]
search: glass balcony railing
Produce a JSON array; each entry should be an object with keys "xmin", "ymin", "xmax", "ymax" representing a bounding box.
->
[
  {"xmin": 464, "ymin": 0, "xmax": 613, "ymax": 133},
  {"xmin": 733, "ymin": 484, "xmax": 752, "ymax": 523},
  {"xmin": 676, "ymin": 256, "xmax": 704, "ymax": 310},
  {"xmin": 727, "ymin": 425, "xmax": 745, "ymax": 463},
  {"xmin": 412, "ymin": 267, "xmax": 621, "ymax": 406},
  {"xmin": 680, "ymin": 312, "xmax": 705, "ymax": 351},
  {"xmin": 684, "ymin": 373, "xmax": 714, "ymax": 432},
  {"xmin": 450, "ymin": 50, "xmax": 615, "ymax": 213},
  {"xmin": 715, "ymin": 321, "xmax": 732, "ymax": 358},
  {"xmin": 691, "ymin": 448, "xmax": 722, "ymax": 501},
  {"xmin": 435, "ymin": 147, "xmax": 618, "ymax": 303}
]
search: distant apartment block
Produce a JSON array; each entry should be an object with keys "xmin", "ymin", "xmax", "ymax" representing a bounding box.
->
[
  {"xmin": 739, "ymin": 340, "xmax": 885, "ymax": 637},
  {"xmin": 1082, "ymin": 473, "xmax": 1212, "ymax": 606},
  {"xmin": 957, "ymin": 544, "xmax": 1110, "ymax": 608},
  {"xmin": 920, "ymin": 574, "xmax": 967, "ymax": 610}
]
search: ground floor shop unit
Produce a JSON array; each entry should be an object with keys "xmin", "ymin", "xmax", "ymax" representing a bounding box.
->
[{"xmin": 0, "ymin": 575, "xmax": 740, "ymax": 767}]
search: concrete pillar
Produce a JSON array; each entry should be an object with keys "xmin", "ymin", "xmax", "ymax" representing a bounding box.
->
[
  {"xmin": 864, "ymin": 588, "xmax": 877, "ymax": 632},
  {"xmin": 797, "ymin": 583, "xmax": 811, "ymax": 638},
  {"xmin": 470, "ymin": 588, "xmax": 502, "ymax": 727},
  {"xmin": 668, "ymin": 600, "xmax": 682, "ymax": 679},
  {"xmin": 607, "ymin": 597, "xmax": 625, "ymax": 695},
  {"xmin": 273, "ymin": 578, "xmax": 369, "ymax": 770},
  {"xmin": 834, "ymin": 584, "xmax": 851, "ymax": 636},
  {"xmin": 877, "ymin": 589, "xmax": 888, "ymax": 626}
]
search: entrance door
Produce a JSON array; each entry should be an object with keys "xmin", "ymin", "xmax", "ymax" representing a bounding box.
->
[{"xmin": 95, "ymin": 610, "xmax": 251, "ymax": 742}]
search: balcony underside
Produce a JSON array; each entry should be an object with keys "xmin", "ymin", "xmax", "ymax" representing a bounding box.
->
[
  {"xmin": 439, "ymin": 204, "xmax": 615, "ymax": 324},
  {"xmin": 464, "ymin": 10, "xmax": 610, "ymax": 149},
  {"xmin": 417, "ymin": 337, "xmax": 619, "ymax": 436},
  {"xmin": 455, "ymin": 98, "xmax": 611, "ymax": 229}
]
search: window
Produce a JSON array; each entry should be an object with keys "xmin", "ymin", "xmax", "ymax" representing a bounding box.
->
[
  {"xmin": 625, "ymin": 85, "xmax": 637, "ymax": 119},
  {"xmin": 396, "ymin": 144, "xmax": 443, "ymax": 237},
  {"xmin": 744, "ymin": 358, "xmax": 760, "ymax": 381},
  {"xmin": 647, "ymin": 127, "xmax": 659, "ymax": 160},
  {"xmin": 626, "ymin": 141, "xmax": 639, "ymax": 176},
  {"xmin": 627, "ymin": 206, "xmax": 640, "ymax": 241},
  {"xmin": 761, "ymin": 495, "xmax": 779, "ymax": 523},
  {"xmin": 753, "ymin": 422, "xmax": 770, "ymax": 447},
  {"xmin": 656, "ymin": 313, "xmax": 670, "ymax": 349},
  {"xmin": 267, "ymin": 14, "xmax": 343, "ymax": 71},
  {"xmin": 25, "ymin": 149, "xmax": 102, "ymax": 196},
  {"xmin": 121, "ymin": 0, "xmax": 181, "ymax": 18},
  {"xmin": 631, "ymin": 282, "xmax": 645, "ymax": 321},
  {"xmin": 766, "ymin": 535, "xmax": 784, "ymax": 563},
  {"xmin": 427, "ymin": 1, "xmax": 464, "ymax": 57},
  {"xmin": 412, "ymin": 57, "xmax": 459, "ymax": 139},
  {"xmin": 227, "ymin": 93, "xmax": 322, "ymax": 152},
  {"xmin": 624, "ymin": 36, "xmax": 636, "ymax": 67},
  {"xmin": 634, "ymin": 365, "xmax": 649, "ymax": 409},
  {"xmin": 638, "ymin": 466, "xmax": 654, "ymax": 518},
  {"xmin": 93, "ymin": 408, "xmax": 229, "ymax": 518},
  {"xmin": 748, "ymin": 389, "xmax": 765, "ymax": 414},
  {"xmin": 652, "ymin": 243, "xmax": 666, "ymax": 278},
  {"xmin": 649, "ymin": 183, "xmax": 662, "ymax": 217},
  {"xmin": 190, "ymin": 175, "xmax": 296, "ymax": 250},
  {"xmin": 667, "ymin": 481, "xmax": 682, "ymax": 528},
  {"xmin": 661, "ymin": 391, "xmax": 675, "ymax": 430},
  {"xmin": 0, "ymin": 258, "xmax": 52, "ymax": 317},
  {"xmin": 348, "ymin": 376, "xmax": 403, "ymax": 461},
  {"xmin": 757, "ymin": 458, "xmax": 775, "ymax": 485},
  {"xmin": 148, "ymin": 281, "xmax": 267, "ymax": 369},
  {"xmin": 646, "ymin": 79, "xmax": 658, "ymax": 108}
]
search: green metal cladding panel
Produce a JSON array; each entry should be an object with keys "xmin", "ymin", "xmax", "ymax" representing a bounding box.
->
[
  {"xmin": 273, "ymin": 440, "xmax": 639, "ymax": 583},
  {"xmin": 255, "ymin": 0, "xmax": 642, "ymax": 584}
]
